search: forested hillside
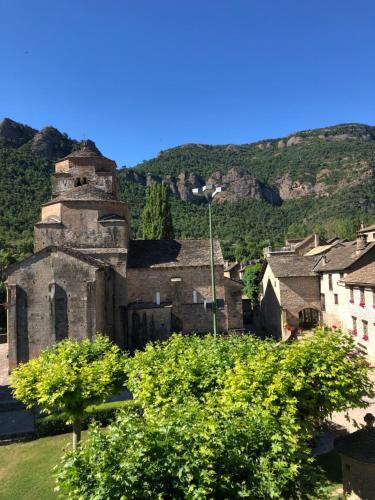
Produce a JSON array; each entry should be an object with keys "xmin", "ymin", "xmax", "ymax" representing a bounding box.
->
[{"xmin": 1, "ymin": 118, "xmax": 375, "ymax": 262}]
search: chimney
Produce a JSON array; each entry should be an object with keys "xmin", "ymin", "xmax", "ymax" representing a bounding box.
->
[
  {"xmin": 314, "ymin": 234, "xmax": 320, "ymax": 248},
  {"xmin": 356, "ymin": 233, "xmax": 367, "ymax": 253},
  {"xmin": 322, "ymin": 254, "xmax": 328, "ymax": 265}
]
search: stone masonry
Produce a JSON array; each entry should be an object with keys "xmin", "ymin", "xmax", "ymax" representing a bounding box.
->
[{"xmin": 5, "ymin": 141, "xmax": 243, "ymax": 370}]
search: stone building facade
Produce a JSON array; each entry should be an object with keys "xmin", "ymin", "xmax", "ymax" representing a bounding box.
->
[
  {"xmin": 259, "ymin": 253, "xmax": 321, "ymax": 339},
  {"xmin": 260, "ymin": 232, "xmax": 375, "ymax": 357},
  {"xmin": 5, "ymin": 142, "xmax": 243, "ymax": 370}
]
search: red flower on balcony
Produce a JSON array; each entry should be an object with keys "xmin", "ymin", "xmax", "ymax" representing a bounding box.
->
[
  {"xmin": 362, "ymin": 334, "xmax": 369, "ymax": 341},
  {"xmin": 359, "ymin": 302, "xmax": 365, "ymax": 308},
  {"xmin": 349, "ymin": 299, "xmax": 354, "ymax": 304},
  {"xmin": 351, "ymin": 329, "xmax": 358, "ymax": 337}
]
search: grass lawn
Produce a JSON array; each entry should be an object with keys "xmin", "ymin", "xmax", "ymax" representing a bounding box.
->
[
  {"xmin": 0, "ymin": 432, "xmax": 76, "ymax": 500},
  {"xmin": 0, "ymin": 431, "xmax": 344, "ymax": 500}
]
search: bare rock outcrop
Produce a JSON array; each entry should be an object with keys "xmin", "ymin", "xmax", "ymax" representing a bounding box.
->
[
  {"xmin": 31, "ymin": 127, "xmax": 73, "ymax": 160},
  {"xmin": 207, "ymin": 168, "xmax": 281, "ymax": 205},
  {"xmin": 0, "ymin": 118, "xmax": 37, "ymax": 147},
  {"xmin": 286, "ymin": 136, "xmax": 303, "ymax": 147},
  {"xmin": 276, "ymin": 174, "xmax": 314, "ymax": 200}
]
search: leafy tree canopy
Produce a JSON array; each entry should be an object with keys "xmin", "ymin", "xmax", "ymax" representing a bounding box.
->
[
  {"xmin": 242, "ymin": 263, "xmax": 262, "ymax": 301},
  {"xmin": 140, "ymin": 183, "xmax": 174, "ymax": 240},
  {"xmin": 56, "ymin": 329, "xmax": 373, "ymax": 498},
  {"xmin": 11, "ymin": 336, "xmax": 128, "ymax": 448}
]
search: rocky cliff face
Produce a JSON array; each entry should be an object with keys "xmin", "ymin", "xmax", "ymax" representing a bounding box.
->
[
  {"xmin": 0, "ymin": 118, "xmax": 75, "ymax": 160},
  {"xmin": 2, "ymin": 117, "xmax": 374, "ymax": 207},
  {"xmin": 0, "ymin": 118, "xmax": 37, "ymax": 147},
  {"xmin": 30, "ymin": 126, "xmax": 73, "ymax": 160},
  {"xmin": 121, "ymin": 167, "xmax": 281, "ymax": 205},
  {"xmin": 206, "ymin": 168, "xmax": 281, "ymax": 205}
]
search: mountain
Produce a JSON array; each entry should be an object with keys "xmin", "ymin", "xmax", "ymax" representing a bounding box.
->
[{"xmin": 1, "ymin": 118, "xmax": 375, "ymax": 261}]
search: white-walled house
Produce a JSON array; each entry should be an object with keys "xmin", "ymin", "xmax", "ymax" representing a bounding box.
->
[
  {"xmin": 340, "ymin": 262, "xmax": 375, "ymax": 359},
  {"xmin": 314, "ymin": 235, "xmax": 375, "ymax": 358}
]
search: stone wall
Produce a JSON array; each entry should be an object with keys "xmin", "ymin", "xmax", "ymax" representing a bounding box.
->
[
  {"xmin": 35, "ymin": 201, "xmax": 130, "ymax": 252},
  {"xmin": 126, "ymin": 265, "xmax": 239, "ymax": 346},
  {"xmin": 6, "ymin": 249, "xmax": 107, "ymax": 370},
  {"xmin": 279, "ymin": 275, "xmax": 321, "ymax": 332},
  {"xmin": 340, "ymin": 454, "xmax": 375, "ymax": 499}
]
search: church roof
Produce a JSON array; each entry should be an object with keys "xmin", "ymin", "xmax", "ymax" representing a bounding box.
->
[
  {"xmin": 62, "ymin": 140, "xmax": 103, "ymax": 159},
  {"xmin": 43, "ymin": 184, "xmax": 117, "ymax": 205},
  {"xmin": 6, "ymin": 246, "xmax": 108, "ymax": 276},
  {"xmin": 127, "ymin": 239, "xmax": 224, "ymax": 269}
]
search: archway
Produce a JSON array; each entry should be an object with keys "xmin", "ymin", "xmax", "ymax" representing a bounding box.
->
[{"xmin": 299, "ymin": 308, "xmax": 319, "ymax": 330}]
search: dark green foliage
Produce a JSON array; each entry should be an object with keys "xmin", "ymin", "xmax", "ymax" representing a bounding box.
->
[
  {"xmin": 242, "ymin": 263, "xmax": 262, "ymax": 302},
  {"xmin": 1, "ymin": 122, "xmax": 375, "ymax": 264},
  {"xmin": 140, "ymin": 183, "xmax": 174, "ymax": 239}
]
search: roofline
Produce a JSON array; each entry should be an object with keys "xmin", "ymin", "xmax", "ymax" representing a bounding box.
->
[
  {"xmin": 42, "ymin": 198, "xmax": 126, "ymax": 207},
  {"xmin": 6, "ymin": 245, "xmax": 108, "ymax": 276},
  {"xmin": 314, "ymin": 242, "xmax": 375, "ymax": 272},
  {"xmin": 340, "ymin": 279, "xmax": 375, "ymax": 287}
]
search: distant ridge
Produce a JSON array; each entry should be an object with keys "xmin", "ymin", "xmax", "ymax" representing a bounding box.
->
[{"xmin": 1, "ymin": 118, "xmax": 374, "ymax": 260}]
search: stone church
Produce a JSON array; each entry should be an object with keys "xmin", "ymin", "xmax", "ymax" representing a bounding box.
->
[{"xmin": 5, "ymin": 141, "xmax": 243, "ymax": 370}]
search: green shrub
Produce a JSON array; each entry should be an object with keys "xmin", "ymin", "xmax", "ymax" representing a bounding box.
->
[{"xmin": 56, "ymin": 331, "xmax": 374, "ymax": 498}]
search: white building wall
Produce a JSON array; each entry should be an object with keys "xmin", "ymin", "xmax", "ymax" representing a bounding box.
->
[
  {"xmin": 320, "ymin": 272, "xmax": 346, "ymax": 329},
  {"xmin": 342, "ymin": 286, "xmax": 375, "ymax": 359},
  {"xmin": 321, "ymin": 271, "xmax": 375, "ymax": 358}
]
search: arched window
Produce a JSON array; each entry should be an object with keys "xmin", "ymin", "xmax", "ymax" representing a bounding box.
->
[{"xmin": 74, "ymin": 177, "xmax": 88, "ymax": 187}]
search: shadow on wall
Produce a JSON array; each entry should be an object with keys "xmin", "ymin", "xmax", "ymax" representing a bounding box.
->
[
  {"xmin": 261, "ymin": 279, "xmax": 281, "ymax": 338},
  {"xmin": 17, "ymin": 287, "xmax": 29, "ymax": 363},
  {"xmin": 54, "ymin": 284, "xmax": 68, "ymax": 341}
]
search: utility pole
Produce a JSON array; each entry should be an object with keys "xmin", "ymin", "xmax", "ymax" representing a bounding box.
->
[
  {"xmin": 208, "ymin": 200, "xmax": 217, "ymax": 336},
  {"xmin": 192, "ymin": 184, "xmax": 223, "ymax": 336}
]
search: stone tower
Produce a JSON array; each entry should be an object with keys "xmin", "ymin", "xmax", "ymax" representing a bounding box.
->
[{"xmin": 6, "ymin": 142, "xmax": 131, "ymax": 369}]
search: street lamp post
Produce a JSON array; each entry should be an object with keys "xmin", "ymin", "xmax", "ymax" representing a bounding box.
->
[{"xmin": 192, "ymin": 184, "xmax": 223, "ymax": 336}]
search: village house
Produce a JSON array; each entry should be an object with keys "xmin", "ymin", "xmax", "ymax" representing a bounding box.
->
[
  {"xmin": 340, "ymin": 261, "xmax": 375, "ymax": 359},
  {"xmin": 5, "ymin": 141, "xmax": 243, "ymax": 371},
  {"xmin": 259, "ymin": 230, "xmax": 375, "ymax": 359},
  {"xmin": 314, "ymin": 234, "xmax": 375, "ymax": 332},
  {"xmin": 259, "ymin": 253, "xmax": 321, "ymax": 339}
]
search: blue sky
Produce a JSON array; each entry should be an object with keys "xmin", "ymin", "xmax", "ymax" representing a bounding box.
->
[{"xmin": 0, "ymin": 0, "xmax": 374, "ymax": 166}]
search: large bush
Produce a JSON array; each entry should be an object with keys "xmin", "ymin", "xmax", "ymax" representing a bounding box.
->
[{"xmin": 56, "ymin": 330, "xmax": 373, "ymax": 498}]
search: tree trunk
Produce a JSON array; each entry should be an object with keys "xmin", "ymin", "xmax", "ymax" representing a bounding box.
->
[{"xmin": 72, "ymin": 419, "xmax": 81, "ymax": 450}]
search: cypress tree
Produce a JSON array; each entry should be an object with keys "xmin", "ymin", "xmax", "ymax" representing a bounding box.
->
[{"xmin": 141, "ymin": 183, "xmax": 174, "ymax": 239}]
